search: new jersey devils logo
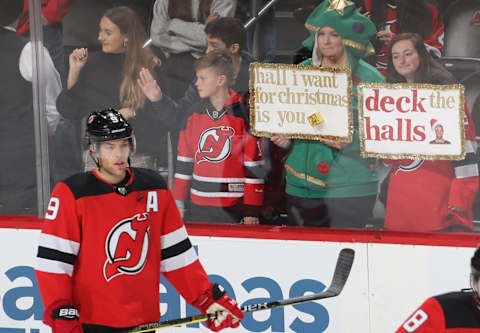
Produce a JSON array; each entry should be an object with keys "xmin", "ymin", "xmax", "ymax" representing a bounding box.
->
[
  {"xmin": 395, "ymin": 158, "xmax": 424, "ymax": 174},
  {"xmin": 195, "ymin": 126, "xmax": 235, "ymax": 163},
  {"xmin": 471, "ymin": 11, "xmax": 480, "ymax": 26},
  {"xmin": 104, "ymin": 213, "xmax": 150, "ymax": 282}
]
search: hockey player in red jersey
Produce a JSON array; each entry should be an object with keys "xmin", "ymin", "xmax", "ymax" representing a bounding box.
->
[
  {"xmin": 173, "ymin": 49, "xmax": 264, "ymax": 224},
  {"xmin": 35, "ymin": 109, "xmax": 244, "ymax": 333},
  {"xmin": 396, "ymin": 245, "xmax": 480, "ymax": 332}
]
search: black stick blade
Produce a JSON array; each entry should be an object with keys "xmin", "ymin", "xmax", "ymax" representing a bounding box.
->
[{"xmin": 327, "ymin": 248, "xmax": 355, "ymax": 296}]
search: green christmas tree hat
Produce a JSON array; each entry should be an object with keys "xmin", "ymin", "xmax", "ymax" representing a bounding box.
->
[{"xmin": 302, "ymin": 0, "xmax": 376, "ymax": 59}]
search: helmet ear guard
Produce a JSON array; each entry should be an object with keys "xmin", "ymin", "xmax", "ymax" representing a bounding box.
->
[{"xmin": 471, "ymin": 267, "xmax": 480, "ymax": 291}]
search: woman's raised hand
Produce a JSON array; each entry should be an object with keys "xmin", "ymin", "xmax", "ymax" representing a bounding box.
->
[
  {"xmin": 69, "ymin": 48, "xmax": 88, "ymax": 71},
  {"xmin": 67, "ymin": 48, "xmax": 88, "ymax": 89}
]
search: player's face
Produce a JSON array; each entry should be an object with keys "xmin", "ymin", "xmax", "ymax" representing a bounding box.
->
[
  {"xmin": 206, "ymin": 35, "xmax": 228, "ymax": 54},
  {"xmin": 435, "ymin": 125, "xmax": 444, "ymax": 139},
  {"xmin": 98, "ymin": 16, "xmax": 127, "ymax": 54},
  {"xmin": 316, "ymin": 26, "xmax": 345, "ymax": 61},
  {"xmin": 391, "ymin": 39, "xmax": 420, "ymax": 83},
  {"xmin": 95, "ymin": 139, "xmax": 130, "ymax": 183},
  {"xmin": 195, "ymin": 67, "xmax": 224, "ymax": 99}
]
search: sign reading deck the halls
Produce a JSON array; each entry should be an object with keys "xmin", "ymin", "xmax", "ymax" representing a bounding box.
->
[
  {"xmin": 358, "ymin": 83, "xmax": 466, "ymax": 160},
  {"xmin": 249, "ymin": 62, "xmax": 353, "ymax": 142}
]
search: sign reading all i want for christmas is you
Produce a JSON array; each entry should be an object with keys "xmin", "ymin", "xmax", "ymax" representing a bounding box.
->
[{"xmin": 249, "ymin": 62, "xmax": 353, "ymax": 142}]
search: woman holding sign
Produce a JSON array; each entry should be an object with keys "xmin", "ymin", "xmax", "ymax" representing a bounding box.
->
[
  {"xmin": 383, "ymin": 32, "xmax": 479, "ymax": 232},
  {"xmin": 271, "ymin": 0, "xmax": 384, "ymax": 228}
]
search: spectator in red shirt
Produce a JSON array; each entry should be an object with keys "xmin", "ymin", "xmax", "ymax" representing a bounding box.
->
[{"xmin": 362, "ymin": 0, "xmax": 444, "ymax": 76}]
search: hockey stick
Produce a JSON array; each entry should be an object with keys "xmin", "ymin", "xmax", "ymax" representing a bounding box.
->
[{"xmin": 126, "ymin": 248, "xmax": 355, "ymax": 333}]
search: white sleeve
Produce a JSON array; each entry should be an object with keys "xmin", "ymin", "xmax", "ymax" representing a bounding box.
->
[
  {"xmin": 211, "ymin": 0, "xmax": 237, "ymax": 17},
  {"xmin": 167, "ymin": 19, "xmax": 206, "ymax": 51},
  {"xmin": 166, "ymin": 0, "xmax": 236, "ymax": 51},
  {"xmin": 19, "ymin": 42, "xmax": 62, "ymax": 135},
  {"xmin": 150, "ymin": 0, "xmax": 192, "ymax": 54}
]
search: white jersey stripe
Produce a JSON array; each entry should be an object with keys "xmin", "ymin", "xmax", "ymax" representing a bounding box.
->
[
  {"xmin": 39, "ymin": 233, "xmax": 80, "ymax": 255},
  {"xmin": 191, "ymin": 189, "xmax": 244, "ymax": 198},
  {"xmin": 244, "ymin": 160, "xmax": 265, "ymax": 167},
  {"xmin": 174, "ymin": 173, "xmax": 192, "ymax": 180},
  {"xmin": 245, "ymin": 178, "xmax": 265, "ymax": 184},
  {"xmin": 36, "ymin": 257, "xmax": 74, "ymax": 276},
  {"xmin": 193, "ymin": 174, "xmax": 244, "ymax": 183},
  {"xmin": 177, "ymin": 155, "xmax": 194, "ymax": 162},
  {"xmin": 161, "ymin": 246, "xmax": 198, "ymax": 272},
  {"xmin": 160, "ymin": 225, "xmax": 189, "ymax": 249},
  {"xmin": 455, "ymin": 164, "xmax": 479, "ymax": 178},
  {"xmin": 466, "ymin": 140, "xmax": 477, "ymax": 154}
]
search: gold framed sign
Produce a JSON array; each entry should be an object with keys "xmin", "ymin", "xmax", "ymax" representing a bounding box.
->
[
  {"xmin": 249, "ymin": 62, "xmax": 353, "ymax": 142},
  {"xmin": 358, "ymin": 83, "xmax": 466, "ymax": 160}
]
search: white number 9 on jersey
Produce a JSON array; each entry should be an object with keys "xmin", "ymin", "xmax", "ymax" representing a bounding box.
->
[
  {"xmin": 45, "ymin": 197, "xmax": 60, "ymax": 220},
  {"xmin": 403, "ymin": 309, "xmax": 428, "ymax": 332}
]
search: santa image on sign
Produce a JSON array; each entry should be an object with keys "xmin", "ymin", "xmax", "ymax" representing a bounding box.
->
[{"xmin": 429, "ymin": 119, "xmax": 451, "ymax": 144}]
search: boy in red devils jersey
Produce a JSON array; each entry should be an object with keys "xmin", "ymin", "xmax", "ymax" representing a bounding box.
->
[
  {"xmin": 173, "ymin": 50, "xmax": 264, "ymax": 224},
  {"xmin": 35, "ymin": 109, "xmax": 244, "ymax": 333},
  {"xmin": 396, "ymin": 245, "xmax": 480, "ymax": 332}
]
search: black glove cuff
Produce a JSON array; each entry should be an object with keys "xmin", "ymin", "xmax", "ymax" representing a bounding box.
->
[
  {"xmin": 212, "ymin": 283, "xmax": 226, "ymax": 300},
  {"xmin": 52, "ymin": 305, "xmax": 80, "ymax": 320}
]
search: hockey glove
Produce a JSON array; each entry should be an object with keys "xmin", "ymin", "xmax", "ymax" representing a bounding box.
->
[
  {"xmin": 192, "ymin": 283, "xmax": 244, "ymax": 332},
  {"xmin": 43, "ymin": 302, "xmax": 84, "ymax": 333}
]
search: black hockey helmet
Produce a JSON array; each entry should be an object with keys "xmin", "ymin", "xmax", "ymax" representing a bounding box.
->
[
  {"xmin": 86, "ymin": 108, "xmax": 136, "ymax": 168},
  {"xmin": 86, "ymin": 108, "xmax": 133, "ymax": 142}
]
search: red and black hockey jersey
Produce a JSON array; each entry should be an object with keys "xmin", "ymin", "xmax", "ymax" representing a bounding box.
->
[
  {"xmin": 35, "ymin": 168, "xmax": 212, "ymax": 328},
  {"xmin": 364, "ymin": 0, "xmax": 444, "ymax": 76},
  {"xmin": 396, "ymin": 291, "xmax": 480, "ymax": 332},
  {"xmin": 384, "ymin": 104, "xmax": 479, "ymax": 232},
  {"xmin": 173, "ymin": 90, "xmax": 264, "ymax": 207}
]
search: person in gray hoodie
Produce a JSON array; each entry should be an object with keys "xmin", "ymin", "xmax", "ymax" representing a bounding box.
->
[{"xmin": 150, "ymin": 0, "xmax": 236, "ymax": 100}]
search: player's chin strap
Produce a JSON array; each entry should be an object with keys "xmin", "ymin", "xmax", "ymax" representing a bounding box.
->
[
  {"xmin": 89, "ymin": 143, "xmax": 102, "ymax": 170},
  {"xmin": 89, "ymin": 150, "xmax": 101, "ymax": 170},
  {"xmin": 470, "ymin": 273, "xmax": 480, "ymax": 310}
]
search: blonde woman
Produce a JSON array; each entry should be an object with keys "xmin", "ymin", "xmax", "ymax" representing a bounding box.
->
[
  {"xmin": 271, "ymin": 0, "xmax": 384, "ymax": 228},
  {"xmin": 57, "ymin": 6, "xmax": 167, "ymax": 171}
]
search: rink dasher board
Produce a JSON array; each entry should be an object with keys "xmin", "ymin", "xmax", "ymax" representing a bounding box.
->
[{"xmin": 0, "ymin": 228, "xmax": 474, "ymax": 333}]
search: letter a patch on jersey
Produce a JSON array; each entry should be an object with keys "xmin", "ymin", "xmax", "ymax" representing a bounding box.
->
[
  {"xmin": 103, "ymin": 213, "xmax": 150, "ymax": 281},
  {"xmin": 195, "ymin": 126, "xmax": 235, "ymax": 164}
]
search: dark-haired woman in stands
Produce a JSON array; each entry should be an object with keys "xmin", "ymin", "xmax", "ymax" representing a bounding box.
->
[
  {"xmin": 384, "ymin": 32, "xmax": 478, "ymax": 232},
  {"xmin": 57, "ymin": 6, "xmax": 168, "ymax": 172}
]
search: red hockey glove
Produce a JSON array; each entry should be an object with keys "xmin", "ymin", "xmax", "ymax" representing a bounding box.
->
[
  {"xmin": 43, "ymin": 302, "xmax": 84, "ymax": 333},
  {"xmin": 192, "ymin": 284, "xmax": 244, "ymax": 332}
]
